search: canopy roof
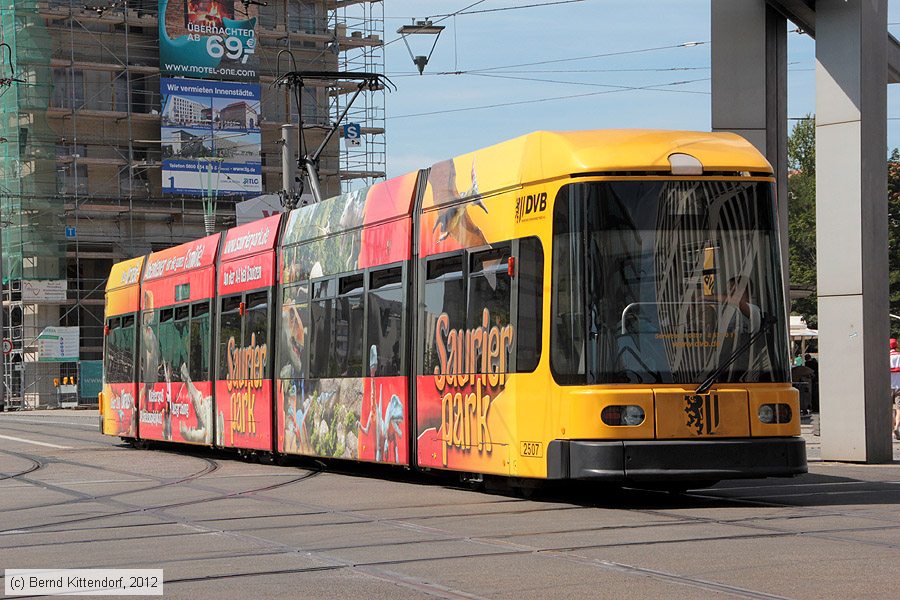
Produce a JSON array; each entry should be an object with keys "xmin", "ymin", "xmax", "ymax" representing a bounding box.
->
[{"xmin": 790, "ymin": 315, "xmax": 818, "ymax": 338}]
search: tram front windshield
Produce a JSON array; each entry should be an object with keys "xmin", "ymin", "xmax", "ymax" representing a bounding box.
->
[{"xmin": 551, "ymin": 180, "xmax": 790, "ymax": 386}]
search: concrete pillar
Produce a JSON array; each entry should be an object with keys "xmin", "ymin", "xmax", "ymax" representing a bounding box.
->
[
  {"xmin": 816, "ymin": 1, "xmax": 892, "ymax": 462},
  {"xmin": 711, "ymin": 0, "xmax": 788, "ymax": 284}
]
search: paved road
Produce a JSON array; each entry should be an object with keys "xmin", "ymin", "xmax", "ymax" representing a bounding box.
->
[{"xmin": 1, "ymin": 410, "xmax": 898, "ymax": 599}]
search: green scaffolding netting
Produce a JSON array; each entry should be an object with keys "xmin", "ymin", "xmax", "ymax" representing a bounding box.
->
[{"xmin": 1, "ymin": 1, "xmax": 66, "ymax": 284}]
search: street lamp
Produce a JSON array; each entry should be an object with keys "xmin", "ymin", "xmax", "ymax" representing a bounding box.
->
[{"xmin": 396, "ymin": 20, "xmax": 445, "ymax": 75}]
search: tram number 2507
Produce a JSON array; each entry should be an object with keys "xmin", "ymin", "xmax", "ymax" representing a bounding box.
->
[{"xmin": 520, "ymin": 441, "xmax": 543, "ymax": 458}]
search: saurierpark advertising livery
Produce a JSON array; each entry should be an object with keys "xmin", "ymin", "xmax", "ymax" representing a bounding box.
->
[{"xmin": 101, "ymin": 129, "xmax": 807, "ymax": 486}]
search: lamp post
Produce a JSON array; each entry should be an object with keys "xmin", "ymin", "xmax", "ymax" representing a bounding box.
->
[{"xmin": 396, "ymin": 20, "xmax": 445, "ymax": 75}]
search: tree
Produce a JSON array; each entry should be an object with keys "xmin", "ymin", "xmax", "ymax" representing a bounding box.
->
[
  {"xmin": 787, "ymin": 116, "xmax": 818, "ymax": 328},
  {"xmin": 788, "ymin": 115, "xmax": 900, "ymax": 338},
  {"xmin": 887, "ymin": 149, "xmax": 900, "ymax": 337}
]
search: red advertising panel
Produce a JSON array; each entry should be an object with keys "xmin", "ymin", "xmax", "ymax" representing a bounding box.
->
[
  {"xmin": 139, "ymin": 235, "xmax": 220, "ymax": 445},
  {"xmin": 144, "ymin": 234, "xmax": 219, "ymax": 280},
  {"xmin": 140, "ymin": 379, "xmax": 216, "ymax": 445},
  {"xmin": 216, "ymin": 379, "xmax": 273, "ymax": 451},
  {"xmin": 358, "ymin": 172, "xmax": 416, "ymax": 268},
  {"xmin": 142, "ymin": 235, "xmax": 219, "ymax": 304},
  {"xmin": 219, "ymin": 251, "xmax": 275, "ymax": 295},
  {"xmin": 358, "ymin": 219, "xmax": 411, "ymax": 269},
  {"xmin": 216, "ymin": 215, "xmax": 280, "ymax": 451},
  {"xmin": 359, "ymin": 376, "xmax": 408, "ymax": 464},
  {"xmin": 221, "ymin": 214, "xmax": 281, "ymax": 261}
]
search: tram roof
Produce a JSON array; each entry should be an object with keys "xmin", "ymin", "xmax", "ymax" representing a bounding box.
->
[
  {"xmin": 142, "ymin": 233, "xmax": 221, "ymax": 283},
  {"xmin": 106, "ymin": 255, "xmax": 145, "ymax": 293},
  {"xmin": 282, "ymin": 171, "xmax": 419, "ymax": 246},
  {"xmin": 430, "ymin": 129, "xmax": 773, "ymax": 196}
]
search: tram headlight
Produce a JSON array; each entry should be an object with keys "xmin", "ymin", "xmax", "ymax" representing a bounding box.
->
[
  {"xmin": 776, "ymin": 403, "xmax": 793, "ymax": 423},
  {"xmin": 758, "ymin": 404, "xmax": 792, "ymax": 424},
  {"xmin": 601, "ymin": 405, "xmax": 645, "ymax": 426},
  {"xmin": 622, "ymin": 405, "xmax": 645, "ymax": 426}
]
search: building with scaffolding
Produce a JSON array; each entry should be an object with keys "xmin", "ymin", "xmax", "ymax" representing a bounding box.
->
[{"xmin": 0, "ymin": 0, "xmax": 385, "ymax": 408}]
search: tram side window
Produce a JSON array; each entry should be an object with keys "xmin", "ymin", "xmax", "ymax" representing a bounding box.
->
[
  {"xmin": 368, "ymin": 266, "xmax": 403, "ymax": 376},
  {"xmin": 279, "ymin": 283, "xmax": 307, "ymax": 380},
  {"xmin": 516, "ymin": 237, "xmax": 544, "ymax": 373},
  {"xmin": 172, "ymin": 305, "xmax": 190, "ymax": 382},
  {"xmin": 244, "ymin": 291, "xmax": 269, "ymax": 378},
  {"xmin": 309, "ymin": 278, "xmax": 334, "ymax": 379},
  {"xmin": 104, "ymin": 317, "xmax": 120, "ymax": 383},
  {"xmin": 105, "ymin": 316, "xmax": 136, "ymax": 384},
  {"xmin": 157, "ymin": 307, "xmax": 184, "ymax": 383},
  {"xmin": 189, "ymin": 302, "xmax": 211, "ymax": 382},
  {"xmin": 140, "ymin": 309, "xmax": 159, "ymax": 383},
  {"xmin": 335, "ymin": 274, "xmax": 364, "ymax": 377},
  {"xmin": 218, "ymin": 296, "xmax": 242, "ymax": 380},
  {"xmin": 551, "ymin": 187, "xmax": 586, "ymax": 383},
  {"xmin": 467, "ymin": 246, "xmax": 512, "ymax": 373},
  {"xmin": 422, "ymin": 254, "xmax": 466, "ymax": 375}
]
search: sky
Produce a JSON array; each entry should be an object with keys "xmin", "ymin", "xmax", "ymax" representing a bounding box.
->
[{"xmin": 378, "ymin": 0, "xmax": 900, "ymax": 178}]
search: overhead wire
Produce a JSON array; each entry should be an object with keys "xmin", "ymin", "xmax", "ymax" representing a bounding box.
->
[
  {"xmin": 387, "ymin": 77, "xmax": 712, "ymax": 121},
  {"xmin": 384, "ymin": 4, "xmax": 712, "ymax": 120},
  {"xmin": 386, "ymin": 0, "xmax": 586, "ymax": 20},
  {"xmin": 385, "ymin": 40, "xmax": 710, "ymax": 79},
  {"xmin": 426, "ymin": 0, "xmax": 586, "ymax": 17},
  {"xmin": 463, "ymin": 41, "xmax": 708, "ymax": 74},
  {"xmin": 467, "ymin": 71, "xmax": 710, "ymax": 95}
]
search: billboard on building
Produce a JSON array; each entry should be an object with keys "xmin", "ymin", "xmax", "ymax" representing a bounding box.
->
[
  {"xmin": 159, "ymin": 0, "xmax": 259, "ymax": 82},
  {"xmin": 22, "ymin": 280, "xmax": 67, "ymax": 303},
  {"xmin": 160, "ymin": 77, "xmax": 262, "ymax": 196},
  {"xmin": 37, "ymin": 327, "xmax": 79, "ymax": 362}
]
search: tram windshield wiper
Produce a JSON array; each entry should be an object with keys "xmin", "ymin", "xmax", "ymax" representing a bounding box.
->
[{"xmin": 694, "ymin": 314, "xmax": 777, "ymax": 395}]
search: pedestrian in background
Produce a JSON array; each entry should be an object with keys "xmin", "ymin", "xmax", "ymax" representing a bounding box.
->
[
  {"xmin": 804, "ymin": 352, "xmax": 819, "ymax": 412},
  {"xmin": 791, "ymin": 356, "xmax": 814, "ymax": 415},
  {"xmin": 891, "ymin": 339, "xmax": 900, "ymax": 440}
]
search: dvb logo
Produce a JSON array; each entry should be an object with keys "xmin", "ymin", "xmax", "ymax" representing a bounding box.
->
[{"xmin": 515, "ymin": 192, "xmax": 547, "ymax": 222}]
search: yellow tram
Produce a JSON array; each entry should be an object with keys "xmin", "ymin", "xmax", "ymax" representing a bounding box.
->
[{"xmin": 101, "ymin": 130, "xmax": 807, "ymax": 485}]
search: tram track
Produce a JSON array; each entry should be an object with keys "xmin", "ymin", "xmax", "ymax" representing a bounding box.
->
[
  {"xmin": 18, "ymin": 506, "xmax": 793, "ymax": 600},
  {"xmin": 140, "ymin": 479, "xmax": 900, "ymax": 599},
  {"xmin": 6, "ymin": 434, "xmax": 897, "ymax": 546},
  {"xmin": 13, "ymin": 457, "xmax": 896, "ymax": 558},
  {"xmin": 0, "ymin": 455, "xmax": 320, "ymax": 536},
  {"xmin": 0, "ymin": 448, "xmax": 222, "ymax": 512},
  {"xmin": 0, "ymin": 453, "xmax": 43, "ymax": 481},
  {"xmin": 3, "ymin": 419, "xmax": 896, "ymax": 599},
  {"xmin": 0, "ymin": 512, "xmax": 809, "ymax": 600},
  {"xmin": 167, "ymin": 474, "xmax": 900, "ymax": 551},
  {"xmin": 2, "ymin": 452, "xmax": 894, "ymax": 599}
]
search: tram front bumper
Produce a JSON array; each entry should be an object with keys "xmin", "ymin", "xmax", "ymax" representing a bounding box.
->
[{"xmin": 546, "ymin": 437, "xmax": 807, "ymax": 481}]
